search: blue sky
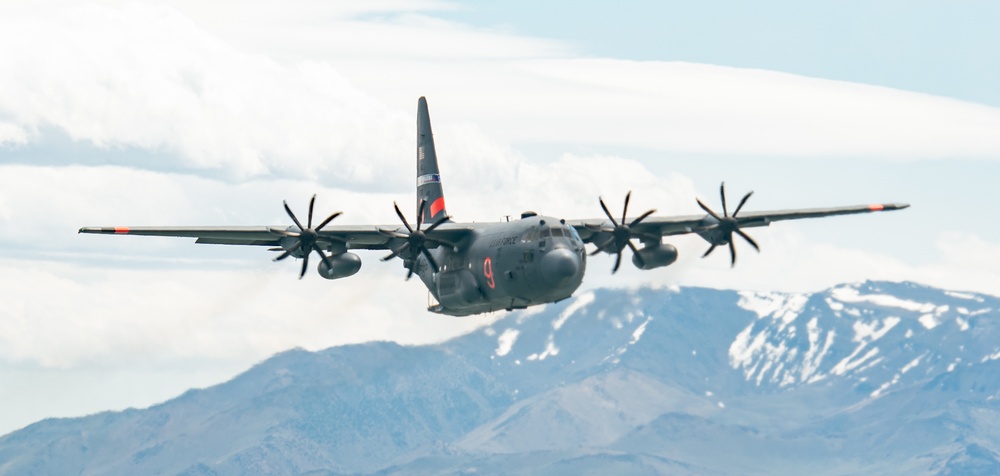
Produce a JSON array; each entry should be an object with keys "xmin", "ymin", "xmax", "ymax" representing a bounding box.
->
[
  {"xmin": 441, "ymin": 1, "xmax": 1000, "ymax": 106},
  {"xmin": 0, "ymin": 0, "xmax": 998, "ymax": 436}
]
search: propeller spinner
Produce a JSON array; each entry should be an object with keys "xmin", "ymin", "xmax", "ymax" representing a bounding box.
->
[
  {"xmin": 589, "ymin": 191, "xmax": 657, "ymax": 273},
  {"xmin": 269, "ymin": 194, "xmax": 344, "ymax": 279},
  {"xmin": 696, "ymin": 182, "xmax": 760, "ymax": 267},
  {"xmin": 378, "ymin": 199, "xmax": 454, "ymax": 280}
]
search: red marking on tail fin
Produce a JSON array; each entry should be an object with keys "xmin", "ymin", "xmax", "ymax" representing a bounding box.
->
[
  {"xmin": 114, "ymin": 227, "xmax": 130, "ymax": 234},
  {"xmin": 868, "ymin": 204, "xmax": 885, "ymax": 211},
  {"xmin": 430, "ymin": 197, "xmax": 446, "ymax": 217}
]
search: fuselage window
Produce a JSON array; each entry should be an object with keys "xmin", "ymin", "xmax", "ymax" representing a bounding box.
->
[{"xmin": 521, "ymin": 228, "xmax": 538, "ymax": 243}]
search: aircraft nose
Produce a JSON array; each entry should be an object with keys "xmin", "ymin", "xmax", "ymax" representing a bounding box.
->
[{"xmin": 541, "ymin": 247, "xmax": 581, "ymax": 286}]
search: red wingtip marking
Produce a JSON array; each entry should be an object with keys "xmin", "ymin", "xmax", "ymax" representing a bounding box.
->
[
  {"xmin": 430, "ymin": 197, "xmax": 446, "ymax": 217},
  {"xmin": 868, "ymin": 204, "xmax": 885, "ymax": 212},
  {"xmin": 114, "ymin": 227, "xmax": 130, "ymax": 234}
]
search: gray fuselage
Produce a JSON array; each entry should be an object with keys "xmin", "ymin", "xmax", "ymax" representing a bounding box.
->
[{"xmin": 404, "ymin": 215, "xmax": 586, "ymax": 316}]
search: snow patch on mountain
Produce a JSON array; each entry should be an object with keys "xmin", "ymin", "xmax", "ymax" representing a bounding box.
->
[
  {"xmin": 738, "ymin": 291, "xmax": 808, "ymax": 326},
  {"xmin": 852, "ymin": 316, "xmax": 900, "ymax": 342},
  {"xmin": 527, "ymin": 336, "xmax": 559, "ymax": 361},
  {"xmin": 630, "ymin": 317, "xmax": 651, "ymax": 344},
  {"xmin": 495, "ymin": 328, "xmax": 519, "ymax": 357},
  {"xmin": 945, "ymin": 290, "xmax": 983, "ymax": 302},
  {"xmin": 900, "ymin": 355, "xmax": 924, "ymax": 374},
  {"xmin": 552, "ymin": 292, "xmax": 594, "ymax": 330},
  {"xmin": 831, "ymin": 286, "xmax": 937, "ymax": 313},
  {"xmin": 831, "ymin": 344, "xmax": 880, "ymax": 376}
]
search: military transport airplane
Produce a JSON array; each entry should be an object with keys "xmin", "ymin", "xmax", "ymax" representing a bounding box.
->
[{"xmin": 80, "ymin": 97, "xmax": 909, "ymax": 316}]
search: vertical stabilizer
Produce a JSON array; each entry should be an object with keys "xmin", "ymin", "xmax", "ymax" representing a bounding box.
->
[{"xmin": 416, "ymin": 97, "xmax": 449, "ymax": 223}]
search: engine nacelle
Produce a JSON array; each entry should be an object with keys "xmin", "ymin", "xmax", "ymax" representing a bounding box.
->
[
  {"xmin": 632, "ymin": 243, "xmax": 678, "ymax": 270},
  {"xmin": 317, "ymin": 252, "xmax": 362, "ymax": 280}
]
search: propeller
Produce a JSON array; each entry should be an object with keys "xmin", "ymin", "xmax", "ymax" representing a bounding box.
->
[
  {"xmin": 378, "ymin": 199, "xmax": 453, "ymax": 280},
  {"xmin": 269, "ymin": 194, "xmax": 344, "ymax": 279},
  {"xmin": 588, "ymin": 191, "xmax": 657, "ymax": 273},
  {"xmin": 695, "ymin": 182, "xmax": 759, "ymax": 267}
]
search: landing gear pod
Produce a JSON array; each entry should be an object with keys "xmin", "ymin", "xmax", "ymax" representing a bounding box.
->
[
  {"xmin": 632, "ymin": 244, "xmax": 678, "ymax": 270},
  {"xmin": 318, "ymin": 253, "xmax": 362, "ymax": 280}
]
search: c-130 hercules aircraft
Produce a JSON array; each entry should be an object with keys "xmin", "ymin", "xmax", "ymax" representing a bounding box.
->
[{"xmin": 81, "ymin": 97, "xmax": 908, "ymax": 316}]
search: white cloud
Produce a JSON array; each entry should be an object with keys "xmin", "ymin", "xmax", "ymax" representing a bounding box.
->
[{"xmin": 646, "ymin": 226, "xmax": 1000, "ymax": 298}]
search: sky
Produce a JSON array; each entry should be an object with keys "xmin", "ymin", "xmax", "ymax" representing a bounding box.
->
[{"xmin": 0, "ymin": 0, "xmax": 998, "ymax": 435}]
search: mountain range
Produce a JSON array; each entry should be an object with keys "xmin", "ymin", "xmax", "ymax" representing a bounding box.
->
[{"xmin": 1, "ymin": 280, "xmax": 998, "ymax": 475}]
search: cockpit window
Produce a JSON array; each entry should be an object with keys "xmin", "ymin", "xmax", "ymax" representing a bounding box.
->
[
  {"xmin": 551, "ymin": 227, "xmax": 565, "ymax": 237},
  {"xmin": 540, "ymin": 228, "xmax": 552, "ymax": 238},
  {"xmin": 567, "ymin": 226, "xmax": 582, "ymax": 241}
]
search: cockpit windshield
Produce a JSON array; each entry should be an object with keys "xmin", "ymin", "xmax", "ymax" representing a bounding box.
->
[{"xmin": 521, "ymin": 224, "xmax": 582, "ymax": 244}]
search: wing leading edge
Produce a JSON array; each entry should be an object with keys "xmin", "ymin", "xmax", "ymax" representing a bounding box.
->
[
  {"xmin": 78, "ymin": 224, "xmax": 473, "ymax": 251},
  {"xmin": 569, "ymin": 202, "xmax": 910, "ymax": 242}
]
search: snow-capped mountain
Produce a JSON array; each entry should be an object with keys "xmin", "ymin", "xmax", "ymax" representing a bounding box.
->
[{"xmin": 1, "ymin": 281, "xmax": 998, "ymax": 475}]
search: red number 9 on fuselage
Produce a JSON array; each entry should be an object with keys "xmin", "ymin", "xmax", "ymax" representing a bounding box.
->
[{"xmin": 483, "ymin": 257, "xmax": 496, "ymax": 289}]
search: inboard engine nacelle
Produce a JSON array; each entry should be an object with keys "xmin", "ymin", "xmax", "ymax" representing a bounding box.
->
[
  {"xmin": 632, "ymin": 243, "xmax": 678, "ymax": 270},
  {"xmin": 318, "ymin": 252, "xmax": 362, "ymax": 280}
]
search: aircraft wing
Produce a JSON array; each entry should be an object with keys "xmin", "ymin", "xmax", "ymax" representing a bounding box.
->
[
  {"xmin": 78, "ymin": 224, "xmax": 473, "ymax": 251},
  {"xmin": 568, "ymin": 203, "xmax": 910, "ymax": 242}
]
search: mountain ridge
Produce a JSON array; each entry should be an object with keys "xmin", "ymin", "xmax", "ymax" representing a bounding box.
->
[{"xmin": 2, "ymin": 281, "xmax": 998, "ymax": 475}]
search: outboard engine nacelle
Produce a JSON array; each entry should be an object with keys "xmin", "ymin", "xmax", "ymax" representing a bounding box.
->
[
  {"xmin": 632, "ymin": 244, "xmax": 678, "ymax": 270},
  {"xmin": 318, "ymin": 252, "xmax": 362, "ymax": 280}
]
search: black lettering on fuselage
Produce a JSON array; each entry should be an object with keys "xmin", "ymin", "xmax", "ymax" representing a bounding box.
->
[{"xmin": 487, "ymin": 234, "xmax": 520, "ymax": 248}]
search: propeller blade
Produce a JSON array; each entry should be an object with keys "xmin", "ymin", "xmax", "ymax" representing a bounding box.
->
[
  {"xmin": 599, "ymin": 197, "xmax": 619, "ymax": 227},
  {"xmin": 696, "ymin": 199, "xmax": 723, "ymax": 221},
  {"xmin": 393, "ymin": 202, "xmax": 413, "ymax": 233},
  {"xmin": 381, "ymin": 243, "xmax": 410, "ymax": 261},
  {"xmin": 267, "ymin": 247, "xmax": 284, "ymax": 252},
  {"xmin": 720, "ymin": 182, "xmax": 729, "ymax": 217},
  {"xmin": 733, "ymin": 191, "xmax": 754, "ymax": 217},
  {"xmin": 416, "ymin": 199, "xmax": 427, "ymax": 230},
  {"xmin": 268, "ymin": 227, "xmax": 298, "ymax": 237},
  {"xmin": 405, "ymin": 266, "xmax": 415, "ymax": 280},
  {"xmin": 273, "ymin": 241, "xmax": 302, "ymax": 262},
  {"xmin": 283, "ymin": 201, "xmax": 305, "ymax": 230},
  {"xmin": 627, "ymin": 240, "xmax": 645, "ymax": 269},
  {"xmin": 377, "ymin": 228, "xmax": 409, "ymax": 239},
  {"xmin": 728, "ymin": 240, "xmax": 737, "ymax": 267},
  {"xmin": 313, "ymin": 244, "xmax": 334, "ymax": 273},
  {"xmin": 702, "ymin": 243, "xmax": 718, "ymax": 258},
  {"xmin": 622, "ymin": 190, "xmax": 631, "ymax": 225},
  {"xmin": 629, "ymin": 209, "xmax": 656, "ymax": 227},
  {"xmin": 314, "ymin": 211, "xmax": 343, "ymax": 231},
  {"xmin": 420, "ymin": 247, "xmax": 440, "ymax": 273},
  {"xmin": 735, "ymin": 228, "xmax": 760, "ymax": 252},
  {"xmin": 590, "ymin": 240, "xmax": 614, "ymax": 255},
  {"xmin": 299, "ymin": 252, "xmax": 310, "ymax": 279},
  {"xmin": 612, "ymin": 250, "xmax": 623, "ymax": 273},
  {"xmin": 429, "ymin": 237, "xmax": 459, "ymax": 250},
  {"xmin": 423, "ymin": 215, "xmax": 451, "ymax": 234},
  {"xmin": 307, "ymin": 194, "xmax": 316, "ymax": 228}
]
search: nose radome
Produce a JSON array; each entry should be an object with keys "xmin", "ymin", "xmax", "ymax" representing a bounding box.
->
[{"xmin": 541, "ymin": 247, "xmax": 581, "ymax": 285}]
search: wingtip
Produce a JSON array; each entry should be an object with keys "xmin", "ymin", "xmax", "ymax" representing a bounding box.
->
[{"xmin": 869, "ymin": 203, "xmax": 910, "ymax": 212}]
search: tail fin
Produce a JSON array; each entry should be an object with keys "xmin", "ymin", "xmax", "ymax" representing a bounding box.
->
[{"xmin": 416, "ymin": 96, "xmax": 449, "ymax": 223}]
